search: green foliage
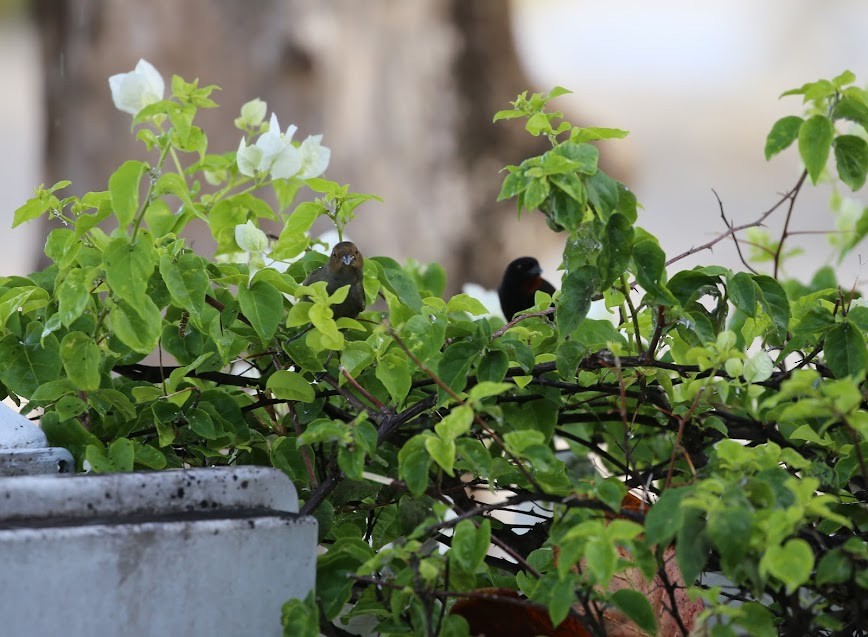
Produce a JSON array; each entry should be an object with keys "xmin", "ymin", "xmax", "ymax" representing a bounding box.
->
[{"xmin": 5, "ymin": 68, "xmax": 868, "ymax": 636}]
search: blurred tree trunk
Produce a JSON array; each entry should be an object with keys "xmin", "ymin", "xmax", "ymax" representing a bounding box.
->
[{"xmin": 34, "ymin": 0, "xmax": 561, "ymax": 292}]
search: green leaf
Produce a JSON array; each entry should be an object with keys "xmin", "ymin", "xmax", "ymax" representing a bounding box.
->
[
  {"xmin": 435, "ymin": 405, "xmax": 474, "ymax": 440},
  {"xmin": 707, "ymin": 505, "xmax": 753, "ymax": 569},
  {"xmin": 598, "ymin": 213, "xmax": 634, "ymax": 289},
  {"xmin": 761, "ymin": 538, "xmax": 814, "ymax": 594},
  {"xmin": 556, "ymin": 265, "xmax": 600, "ymax": 335},
  {"xmin": 632, "ymin": 240, "xmax": 677, "ymax": 306},
  {"xmin": 676, "ymin": 506, "xmax": 709, "ymax": 585},
  {"xmin": 60, "ymin": 331, "xmax": 102, "ymax": 391},
  {"xmin": 524, "ymin": 176, "xmax": 550, "ymax": 210},
  {"xmin": 238, "ymin": 280, "xmax": 284, "ymax": 342},
  {"xmin": 160, "ymin": 253, "xmax": 210, "ymax": 323},
  {"xmin": 833, "ymin": 134, "xmax": 868, "ymax": 191},
  {"xmin": 437, "ymin": 341, "xmax": 483, "ymax": 399},
  {"xmin": 610, "ymin": 589, "xmax": 657, "ymax": 635},
  {"xmin": 12, "ymin": 194, "xmax": 51, "ymax": 228},
  {"xmin": 728, "ymin": 271, "xmax": 757, "ymax": 316},
  {"xmin": 753, "ymin": 275, "xmax": 790, "ymax": 340},
  {"xmin": 102, "ymin": 234, "xmax": 158, "ymax": 312},
  {"xmin": 816, "ymin": 549, "xmax": 852, "ymax": 586},
  {"xmin": 57, "ymin": 268, "xmax": 93, "ymax": 326},
  {"xmin": 644, "ymin": 487, "xmax": 690, "ymax": 545},
  {"xmin": 452, "ymin": 518, "xmax": 491, "ymax": 571},
  {"xmin": 375, "ymin": 353, "xmax": 412, "ymax": 407},
  {"xmin": 107, "ymin": 296, "xmax": 162, "ymax": 355},
  {"xmin": 425, "ymin": 434, "xmax": 456, "ymax": 476},
  {"xmin": 0, "ymin": 331, "xmax": 62, "ymax": 397},
  {"xmin": 798, "ymin": 115, "xmax": 835, "ymax": 184},
  {"xmin": 824, "ymin": 320, "xmax": 867, "ymax": 378},
  {"xmin": 267, "ymin": 370, "xmax": 315, "ymax": 402},
  {"xmin": 398, "ymin": 436, "xmax": 431, "ymax": 497},
  {"xmin": 370, "ymin": 257, "xmax": 422, "ymax": 313},
  {"xmin": 0, "ymin": 286, "xmax": 49, "ymax": 325},
  {"xmin": 108, "ymin": 160, "xmax": 147, "ymax": 227},
  {"xmin": 585, "ymin": 536, "xmax": 618, "ymax": 586},
  {"xmin": 281, "ymin": 592, "xmax": 319, "ymax": 637},
  {"xmin": 764, "ymin": 116, "xmax": 803, "ymax": 160},
  {"xmin": 446, "ymin": 294, "xmax": 489, "ymax": 316},
  {"xmin": 570, "ymin": 126, "xmax": 629, "ymax": 143},
  {"xmin": 272, "ymin": 202, "xmax": 321, "ymax": 260}
]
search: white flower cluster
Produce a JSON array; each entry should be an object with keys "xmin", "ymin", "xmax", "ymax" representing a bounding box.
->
[
  {"xmin": 108, "ymin": 59, "xmax": 330, "ymax": 181},
  {"xmin": 237, "ymin": 112, "xmax": 330, "ymax": 181},
  {"xmin": 108, "ymin": 59, "xmax": 165, "ymax": 115}
]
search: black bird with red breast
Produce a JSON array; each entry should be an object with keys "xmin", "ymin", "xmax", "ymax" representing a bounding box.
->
[{"xmin": 497, "ymin": 256, "xmax": 556, "ymax": 320}]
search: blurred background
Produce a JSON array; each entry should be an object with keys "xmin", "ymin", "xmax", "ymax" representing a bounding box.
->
[{"xmin": 1, "ymin": 0, "xmax": 866, "ymax": 294}]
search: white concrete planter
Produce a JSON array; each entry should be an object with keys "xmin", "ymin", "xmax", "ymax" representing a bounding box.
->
[
  {"xmin": 0, "ymin": 465, "xmax": 317, "ymax": 636},
  {"xmin": 0, "ymin": 402, "xmax": 73, "ymax": 476}
]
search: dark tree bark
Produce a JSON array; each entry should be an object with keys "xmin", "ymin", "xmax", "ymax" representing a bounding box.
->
[{"xmin": 33, "ymin": 0, "xmax": 577, "ymax": 292}]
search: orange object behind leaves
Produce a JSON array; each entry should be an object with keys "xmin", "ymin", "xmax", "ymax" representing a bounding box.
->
[{"xmin": 451, "ymin": 588, "xmax": 591, "ymax": 637}]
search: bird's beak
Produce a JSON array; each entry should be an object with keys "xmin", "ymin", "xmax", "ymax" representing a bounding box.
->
[
  {"xmin": 341, "ymin": 253, "xmax": 355, "ymax": 266},
  {"xmin": 529, "ymin": 264, "xmax": 542, "ymax": 276}
]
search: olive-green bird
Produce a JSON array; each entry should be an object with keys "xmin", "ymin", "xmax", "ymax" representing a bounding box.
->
[{"xmin": 302, "ymin": 241, "xmax": 366, "ymax": 319}]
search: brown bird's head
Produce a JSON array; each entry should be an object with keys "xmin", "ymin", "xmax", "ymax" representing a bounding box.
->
[{"xmin": 327, "ymin": 241, "xmax": 364, "ymax": 278}]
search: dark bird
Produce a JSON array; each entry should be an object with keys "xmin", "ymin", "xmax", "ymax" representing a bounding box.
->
[
  {"xmin": 302, "ymin": 241, "xmax": 366, "ymax": 319},
  {"xmin": 497, "ymin": 256, "xmax": 556, "ymax": 320}
]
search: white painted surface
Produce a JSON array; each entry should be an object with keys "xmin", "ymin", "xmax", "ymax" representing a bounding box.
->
[{"xmin": 0, "ymin": 467, "xmax": 317, "ymax": 637}]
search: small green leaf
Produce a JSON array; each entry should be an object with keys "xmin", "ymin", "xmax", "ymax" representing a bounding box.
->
[
  {"xmin": 267, "ymin": 370, "xmax": 315, "ymax": 402},
  {"xmin": 764, "ymin": 116, "xmax": 803, "ymax": 160},
  {"xmin": 610, "ymin": 589, "xmax": 657, "ymax": 635},
  {"xmin": 798, "ymin": 115, "xmax": 835, "ymax": 184}
]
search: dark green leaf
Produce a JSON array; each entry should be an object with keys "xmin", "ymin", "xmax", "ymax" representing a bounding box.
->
[
  {"xmin": 728, "ymin": 272, "xmax": 757, "ymax": 316},
  {"xmin": 676, "ymin": 506, "xmax": 709, "ymax": 585},
  {"xmin": 825, "ymin": 320, "xmax": 867, "ymax": 378},
  {"xmin": 370, "ymin": 257, "xmax": 422, "ymax": 313},
  {"xmin": 556, "ymin": 265, "xmax": 600, "ymax": 335},
  {"xmin": 833, "ymin": 134, "xmax": 868, "ymax": 191},
  {"xmin": 610, "ymin": 589, "xmax": 657, "ymax": 635},
  {"xmin": 632, "ymin": 240, "xmax": 677, "ymax": 306},
  {"xmin": 644, "ymin": 487, "xmax": 690, "ymax": 545},
  {"xmin": 598, "ymin": 213, "xmax": 634, "ymax": 289},
  {"xmin": 753, "ymin": 275, "xmax": 790, "ymax": 340}
]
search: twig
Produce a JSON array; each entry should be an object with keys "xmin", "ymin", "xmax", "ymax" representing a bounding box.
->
[{"xmin": 713, "ymin": 188, "xmax": 759, "ymax": 275}]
